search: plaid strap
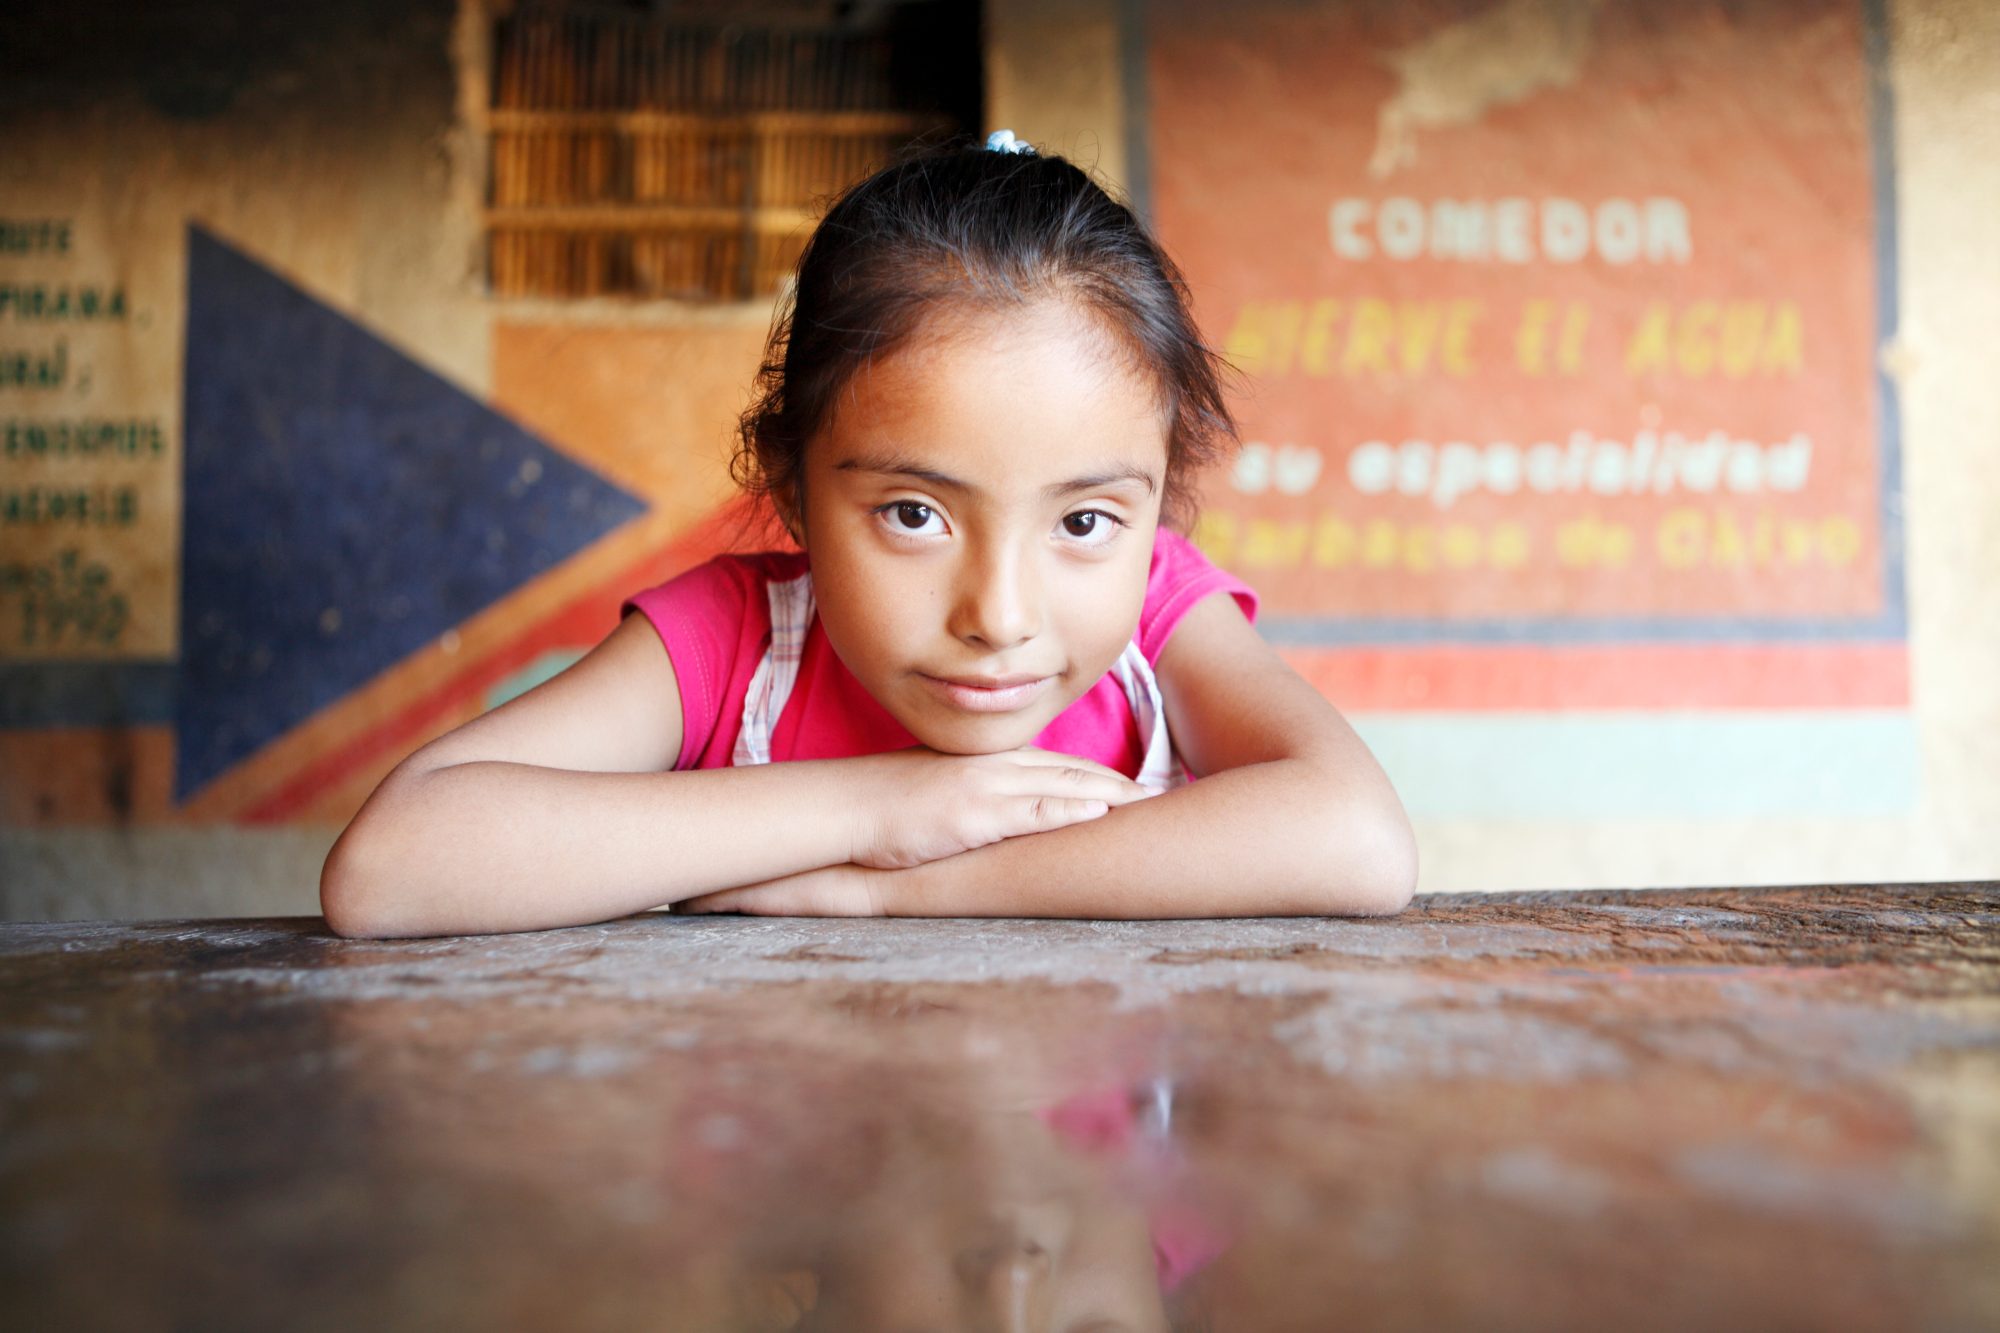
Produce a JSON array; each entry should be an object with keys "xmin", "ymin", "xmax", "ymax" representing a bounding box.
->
[
  {"xmin": 730, "ymin": 570, "xmax": 814, "ymax": 767},
  {"xmin": 1109, "ymin": 639, "xmax": 1188, "ymax": 794}
]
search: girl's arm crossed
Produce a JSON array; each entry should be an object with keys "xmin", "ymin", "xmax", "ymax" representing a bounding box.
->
[
  {"xmin": 320, "ymin": 616, "xmax": 1146, "ymax": 938},
  {"xmin": 683, "ymin": 593, "xmax": 1418, "ymax": 919},
  {"xmin": 320, "ymin": 616, "xmax": 857, "ymax": 937}
]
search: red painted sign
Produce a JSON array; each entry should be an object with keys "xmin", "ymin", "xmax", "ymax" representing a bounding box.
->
[{"xmin": 1149, "ymin": 0, "xmax": 1900, "ymax": 692}]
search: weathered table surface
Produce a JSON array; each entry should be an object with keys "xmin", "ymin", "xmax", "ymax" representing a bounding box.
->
[{"xmin": 3, "ymin": 885, "xmax": 1997, "ymax": 1332}]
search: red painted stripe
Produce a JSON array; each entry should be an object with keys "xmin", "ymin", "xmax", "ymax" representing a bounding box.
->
[
  {"xmin": 1279, "ymin": 642, "xmax": 1909, "ymax": 711},
  {"xmin": 241, "ymin": 502, "xmax": 771, "ymax": 822},
  {"xmin": 244, "ymin": 505, "xmax": 1906, "ymax": 821}
]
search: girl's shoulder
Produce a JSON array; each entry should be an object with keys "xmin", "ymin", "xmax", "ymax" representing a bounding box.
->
[
  {"xmin": 618, "ymin": 549, "xmax": 808, "ymax": 770},
  {"xmin": 1137, "ymin": 526, "xmax": 1259, "ymax": 665},
  {"xmin": 621, "ymin": 549, "xmax": 808, "ymax": 626}
]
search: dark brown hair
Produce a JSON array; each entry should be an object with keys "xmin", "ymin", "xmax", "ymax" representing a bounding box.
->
[{"xmin": 732, "ymin": 139, "xmax": 1237, "ymax": 535}]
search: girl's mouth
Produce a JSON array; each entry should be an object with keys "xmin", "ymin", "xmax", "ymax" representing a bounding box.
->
[{"xmin": 919, "ymin": 673, "xmax": 1054, "ymax": 713}]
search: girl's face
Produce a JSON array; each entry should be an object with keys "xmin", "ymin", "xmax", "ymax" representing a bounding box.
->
[{"xmin": 797, "ymin": 300, "xmax": 1170, "ymax": 755}]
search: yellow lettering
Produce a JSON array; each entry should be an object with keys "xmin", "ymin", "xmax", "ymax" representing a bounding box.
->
[
  {"xmin": 1762, "ymin": 302, "xmax": 1803, "ymax": 375},
  {"xmin": 1627, "ymin": 301, "xmax": 1803, "ymax": 379},
  {"xmin": 1490, "ymin": 523, "xmax": 1530, "ymax": 570},
  {"xmin": 1624, "ymin": 302, "xmax": 1671, "ymax": 375},
  {"xmin": 1299, "ymin": 299, "xmax": 1341, "ymax": 377},
  {"xmin": 1821, "ymin": 515, "xmax": 1860, "ymax": 566},
  {"xmin": 1396, "ymin": 303, "xmax": 1443, "ymax": 375},
  {"xmin": 1709, "ymin": 507, "xmax": 1745, "ymax": 564},
  {"xmin": 1343, "ymin": 300, "xmax": 1394, "ymax": 375},
  {"xmin": 1601, "ymin": 523, "xmax": 1632, "ymax": 566},
  {"xmin": 1655, "ymin": 508, "xmax": 1862, "ymax": 569},
  {"xmin": 1658, "ymin": 508, "xmax": 1703, "ymax": 569},
  {"xmin": 1402, "ymin": 525, "xmax": 1435, "ymax": 572},
  {"xmin": 1361, "ymin": 519, "xmax": 1399, "ymax": 568},
  {"xmin": 1719, "ymin": 303, "xmax": 1764, "ymax": 378},
  {"xmin": 1556, "ymin": 302, "xmax": 1588, "ymax": 374},
  {"xmin": 1267, "ymin": 302, "xmax": 1303, "ymax": 376},
  {"xmin": 1242, "ymin": 517, "xmax": 1306, "ymax": 568},
  {"xmin": 1311, "ymin": 516, "xmax": 1355, "ymax": 568},
  {"xmin": 1223, "ymin": 305, "xmax": 1270, "ymax": 375},
  {"xmin": 1208, "ymin": 516, "xmax": 1565, "ymax": 574},
  {"xmin": 1443, "ymin": 301, "xmax": 1480, "ymax": 376},
  {"xmin": 1515, "ymin": 300, "xmax": 1553, "ymax": 376},
  {"xmin": 1556, "ymin": 517, "xmax": 1597, "ymax": 568},
  {"xmin": 1676, "ymin": 301, "xmax": 1718, "ymax": 376},
  {"xmin": 1191, "ymin": 510, "xmax": 1238, "ymax": 563},
  {"xmin": 1555, "ymin": 516, "xmax": 1633, "ymax": 568},
  {"xmin": 1749, "ymin": 510, "xmax": 1775, "ymax": 564}
]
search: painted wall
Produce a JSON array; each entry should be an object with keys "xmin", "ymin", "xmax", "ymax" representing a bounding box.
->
[
  {"xmin": 1, "ymin": 0, "xmax": 771, "ymax": 917},
  {"xmin": 3, "ymin": 0, "xmax": 1996, "ymax": 920},
  {"xmin": 1001, "ymin": 0, "xmax": 2000, "ymax": 893}
]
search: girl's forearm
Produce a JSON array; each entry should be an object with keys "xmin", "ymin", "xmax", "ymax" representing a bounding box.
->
[
  {"xmin": 321, "ymin": 759, "xmax": 867, "ymax": 938},
  {"xmin": 888, "ymin": 757, "xmax": 1417, "ymax": 919}
]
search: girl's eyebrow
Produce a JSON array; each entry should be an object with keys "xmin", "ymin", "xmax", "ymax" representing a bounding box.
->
[{"xmin": 834, "ymin": 450, "xmax": 1158, "ymax": 499}]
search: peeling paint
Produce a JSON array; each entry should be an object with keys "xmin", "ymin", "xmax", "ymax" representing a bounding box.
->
[{"xmin": 1370, "ymin": 0, "xmax": 1603, "ymax": 177}]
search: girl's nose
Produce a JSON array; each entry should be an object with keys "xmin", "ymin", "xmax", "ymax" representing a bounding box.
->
[
  {"xmin": 957, "ymin": 1236, "xmax": 1053, "ymax": 1332},
  {"xmin": 951, "ymin": 544, "xmax": 1042, "ymax": 651}
]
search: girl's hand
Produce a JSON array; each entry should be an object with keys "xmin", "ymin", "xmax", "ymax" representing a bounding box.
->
[{"xmin": 849, "ymin": 746, "xmax": 1154, "ymax": 870}]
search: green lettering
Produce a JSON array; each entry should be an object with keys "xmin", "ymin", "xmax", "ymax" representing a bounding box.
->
[
  {"xmin": 0, "ymin": 285, "xmax": 130, "ymax": 321},
  {"xmin": 0, "ymin": 342, "xmax": 70, "ymax": 389},
  {"xmin": 3, "ymin": 545, "xmax": 128, "ymax": 647},
  {"xmin": 0, "ymin": 417, "xmax": 169, "ymax": 459},
  {"xmin": 0, "ymin": 219, "xmax": 73, "ymax": 255}
]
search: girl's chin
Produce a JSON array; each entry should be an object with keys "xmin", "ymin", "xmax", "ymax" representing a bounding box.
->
[{"xmin": 902, "ymin": 708, "xmax": 1051, "ymax": 756}]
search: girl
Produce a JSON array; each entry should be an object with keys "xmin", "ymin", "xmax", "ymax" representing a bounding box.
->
[{"xmin": 320, "ymin": 135, "xmax": 1415, "ymax": 938}]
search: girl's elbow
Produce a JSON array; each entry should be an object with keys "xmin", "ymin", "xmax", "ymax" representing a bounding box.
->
[
  {"xmin": 319, "ymin": 767, "xmax": 438, "ymax": 938},
  {"xmin": 319, "ymin": 838, "xmax": 376, "ymax": 939},
  {"xmin": 1362, "ymin": 824, "xmax": 1419, "ymax": 915},
  {"xmin": 319, "ymin": 824, "xmax": 406, "ymax": 939},
  {"xmin": 1329, "ymin": 797, "xmax": 1418, "ymax": 917},
  {"xmin": 1371, "ymin": 800, "xmax": 1420, "ymax": 913}
]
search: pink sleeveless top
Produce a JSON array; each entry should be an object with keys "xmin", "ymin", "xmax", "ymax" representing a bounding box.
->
[{"xmin": 619, "ymin": 527, "xmax": 1257, "ymax": 780}]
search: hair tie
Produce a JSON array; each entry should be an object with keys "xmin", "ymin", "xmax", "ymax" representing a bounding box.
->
[{"xmin": 985, "ymin": 129, "xmax": 1035, "ymax": 155}]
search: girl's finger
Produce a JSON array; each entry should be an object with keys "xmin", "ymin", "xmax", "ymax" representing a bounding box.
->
[
  {"xmin": 1008, "ymin": 748, "xmax": 1152, "ymax": 788},
  {"xmin": 1010, "ymin": 795, "xmax": 1114, "ymax": 835},
  {"xmin": 1006, "ymin": 747, "xmax": 1133, "ymax": 780},
  {"xmin": 1032, "ymin": 769, "xmax": 1154, "ymax": 805}
]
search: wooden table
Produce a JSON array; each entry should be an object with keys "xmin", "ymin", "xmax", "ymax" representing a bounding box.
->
[{"xmin": 4, "ymin": 884, "xmax": 1997, "ymax": 1331}]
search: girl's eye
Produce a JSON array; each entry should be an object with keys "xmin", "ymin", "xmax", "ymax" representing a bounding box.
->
[
  {"xmin": 1060, "ymin": 510, "xmax": 1123, "ymax": 544},
  {"xmin": 876, "ymin": 501, "xmax": 945, "ymax": 536}
]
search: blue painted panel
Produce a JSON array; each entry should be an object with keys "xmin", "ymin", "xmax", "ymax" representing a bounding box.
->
[
  {"xmin": 175, "ymin": 225, "xmax": 646, "ymax": 800},
  {"xmin": 1351, "ymin": 711, "xmax": 1920, "ymax": 819}
]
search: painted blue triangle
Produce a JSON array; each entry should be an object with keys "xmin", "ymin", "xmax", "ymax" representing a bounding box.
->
[{"xmin": 176, "ymin": 224, "xmax": 647, "ymax": 802}]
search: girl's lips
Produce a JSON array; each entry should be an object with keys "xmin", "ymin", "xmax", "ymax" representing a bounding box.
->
[{"xmin": 919, "ymin": 673, "xmax": 1054, "ymax": 713}]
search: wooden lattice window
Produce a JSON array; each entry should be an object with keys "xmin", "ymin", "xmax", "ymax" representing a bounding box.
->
[{"xmin": 485, "ymin": 6, "xmax": 959, "ymax": 301}]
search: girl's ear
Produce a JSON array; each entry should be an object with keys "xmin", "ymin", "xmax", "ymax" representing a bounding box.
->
[{"xmin": 774, "ymin": 482, "xmax": 807, "ymax": 549}]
